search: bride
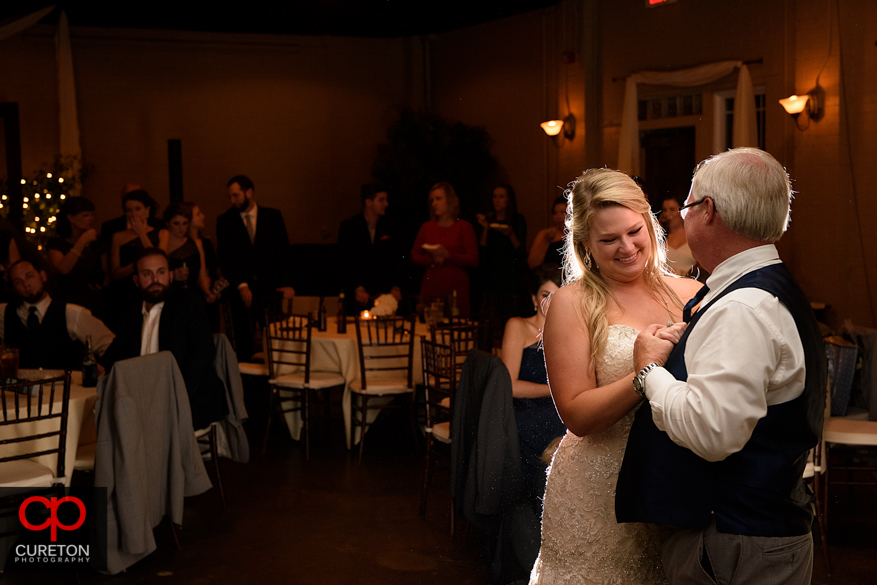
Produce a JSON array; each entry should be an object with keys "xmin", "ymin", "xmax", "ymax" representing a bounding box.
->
[{"xmin": 530, "ymin": 169, "xmax": 701, "ymax": 584}]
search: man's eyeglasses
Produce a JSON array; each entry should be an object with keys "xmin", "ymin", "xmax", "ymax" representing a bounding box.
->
[{"xmin": 679, "ymin": 197, "xmax": 716, "ymax": 220}]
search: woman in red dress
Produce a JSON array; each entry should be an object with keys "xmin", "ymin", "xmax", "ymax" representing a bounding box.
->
[{"xmin": 410, "ymin": 182, "xmax": 479, "ymax": 315}]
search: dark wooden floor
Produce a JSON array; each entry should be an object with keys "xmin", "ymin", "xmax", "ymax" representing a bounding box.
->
[{"xmin": 5, "ymin": 382, "xmax": 876, "ymax": 584}]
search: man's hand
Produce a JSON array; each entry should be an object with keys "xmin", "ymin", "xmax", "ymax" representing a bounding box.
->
[
  {"xmin": 634, "ymin": 322, "xmax": 687, "ymax": 371},
  {"xmin": 240, "ymin": 285, "xmax": 253, "ymax": 308},
  {"xmin": 277, "ymin": 286, "xmax": 295, "ymax": 300}
]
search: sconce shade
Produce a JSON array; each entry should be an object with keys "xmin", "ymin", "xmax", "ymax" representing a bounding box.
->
[
  {"xmin": 541, "ymin": 120, "xmax": 564, "ymax": 136},
  {"xmin": 779, "ymin": 94, "xmax": 809, "ymax": 115}
]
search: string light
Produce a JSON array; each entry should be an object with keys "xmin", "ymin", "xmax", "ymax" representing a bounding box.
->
[
  {"xmin": 60, "ymin": 195, "xmax": 65, "ymax": 200},
  {"xmin": 23, "ymin": 197, "xmax": 28, "ymax": 203},
  {"xmin": 46, "ymin": 194, "xmax": 51, "ymax": 199},
  {"xmin": 46, "ymin": 173, "xmax": 52, "ymax": 178},
  {"xmin": 23, "ymin": 204, "xmax": 28, "ymax": 209},
  {"xmin": 58, "ymin": 178, "xmax": 64, "ymax": 183},
  {"xmin": 39, "ymin": 227, "xmax": 45, "ymax": 232},
  {"xmin": 1, "ymin": 195, "xmax": 6, "ymax": 200}
]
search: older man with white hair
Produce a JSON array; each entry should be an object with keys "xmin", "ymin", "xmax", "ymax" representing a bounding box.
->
[{"xmin": 616, "ymin": 148, "xmax": 826, "ymax": 584}]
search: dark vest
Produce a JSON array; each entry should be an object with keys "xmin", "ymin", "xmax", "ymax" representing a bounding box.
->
[
  {"xmin": 616, "ymin": 263, "xmax": 826, "ymax": 537},
  {"xmin": 4, "ymin": 300, "xmax": 82, "ymax": 370}
]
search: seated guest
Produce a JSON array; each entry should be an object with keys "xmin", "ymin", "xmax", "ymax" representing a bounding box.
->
[
  {"xmin": 337, "ymin": 183, "xmax": 403, "ymax": 315},
  {"xmin": 0, "ymin": 260, "xmax": 114, "ymax": 370},
  {"xmin": 47, "ymin": 196, "xmax": 105, "ymax": 314},
  {"xmin": 500, "ymin": 263, "xmax": 566, "ymax": 501},
  {"xmin": 101, "ymin": 248, "xmax": 228, "ymax": 430}
]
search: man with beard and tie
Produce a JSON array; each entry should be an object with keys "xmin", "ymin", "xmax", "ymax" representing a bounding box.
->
[
  {"xmin": 216, "ymin": 175, "xmax": 295, "ymax": 360},
  {"xmin": 101, "ymin": 248, "xmax": 228, "ymax": 430},
  {"xmin": 0, "ymin": 259, "xmax": 114, "ymax": 370}
]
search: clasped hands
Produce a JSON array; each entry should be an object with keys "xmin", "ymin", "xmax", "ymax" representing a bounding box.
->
[{"xmin": 633, "ymin": 322, "xmax": 687, "ymax": 372}]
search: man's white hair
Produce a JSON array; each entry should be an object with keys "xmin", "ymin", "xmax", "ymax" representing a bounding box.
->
[{"xmin": 690, "ymin": 147, "xmax": 792, "ymax": 242}]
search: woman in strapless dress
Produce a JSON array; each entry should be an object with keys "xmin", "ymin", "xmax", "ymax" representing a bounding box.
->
[{"xmin": 529, "ymin": 169, "xmax": 702, "ymax": 585}]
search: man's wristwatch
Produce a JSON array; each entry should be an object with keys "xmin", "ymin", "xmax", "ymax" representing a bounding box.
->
[{"xmin": 633, "ymin": 363, "xmax": 659, "ymax": 399}]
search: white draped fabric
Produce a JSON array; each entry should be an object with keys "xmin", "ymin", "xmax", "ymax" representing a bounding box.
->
[
  {"xmin": 55, "ymin": 11, "xmax": 82, "ymax": 190},
  {"xmin": 732, "ymin": 65, "xmax": 758, "ymax": 148},
  {"xmin": 617, "ymin": 60, "xmax": 756, "ymax": 174},
  {"xmin": 0, "ymin": 5, "xmax": 55, "ymax": 42}
]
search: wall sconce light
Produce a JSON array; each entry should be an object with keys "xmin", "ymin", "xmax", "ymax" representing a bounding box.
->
[
  {"xmin": 540, "ymin": 114, "xmax": 576, "ymax": 142},
  {"xmin": 779, "ymin": 84, "xmax": 824, "ymax": 130}
]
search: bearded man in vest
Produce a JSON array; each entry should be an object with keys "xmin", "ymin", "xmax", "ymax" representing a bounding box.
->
[
  {"xmin": 1, "ymin": 259, "xmax": 115, "ymax": 370},
  {"xmin": 617, "ymin": 148, "xmax": 826, "ymax": 584}
]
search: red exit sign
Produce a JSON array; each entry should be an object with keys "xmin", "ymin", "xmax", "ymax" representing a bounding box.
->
[{"xmin": 647, "ymin": 0, "xmax": 678, "ymax": 6}]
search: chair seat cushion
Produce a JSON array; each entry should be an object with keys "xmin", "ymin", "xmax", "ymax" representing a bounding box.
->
[
  {"xmin": 432, "ymin": 421, "xmax": 451, "ymax": 443},
  {"xmin": 74, "ymin": 442, "xmax": 96, "ymax": 472},
  {"xmin": 239, "ymin": 362, "xmax": 269, "ymax": 377},
  {"xmin": 0, "ymin": 460, "xmax": 55, "ymax": 488},
  {"xmin": 824, "ymin": 418, "xmax": 877, "ymax": 446},
  {"xmin": 439, "ymin": 397, "xmax": 450, "ymax": 409},
  {"xmin": 349, "ymin": 377, "xmax": 413, "ymax": 395},
  {"xmin": 270, "ymin": 372, "xmax": 346, "ymax": 389}
]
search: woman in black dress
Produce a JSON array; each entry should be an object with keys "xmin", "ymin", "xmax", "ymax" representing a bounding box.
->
[
  {"xmin": 527, "ymin": 196, "xmax": 567, "ymax": 269},
  {"xmin": 475, "ymin": 183, "xmax": 527, "ymax": 345},
  {"xmin": 47, "ymin": 197, "xmax": 104, "ymax": 313},
  {"xmin": 107, "ymin": 190, "xmax": 160, "ymax": 323},
  {"xmin": 500, "ymin": 264, "xmax": 566, "ymax": 500},
  {"xmin": 158, "ymin": 202, "xmax": 212, "ymax": 298}
]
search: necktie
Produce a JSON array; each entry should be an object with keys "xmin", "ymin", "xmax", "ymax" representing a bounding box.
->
[
  {"xmin": 27, "ymin": 306, "xmax": 39, "ymax": 333},
  {"xmin": 683, "ymin": 284, "xmax": 709, "ymax": 323},
  {"xmin": 244, "ymin": 214, "xmax": 255, "ymax": 244}
]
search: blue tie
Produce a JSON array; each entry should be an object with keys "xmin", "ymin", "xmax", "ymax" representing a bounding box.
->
[{"xmin": 683, "ymin": 285, "xmax": 709, "ymax": 323}]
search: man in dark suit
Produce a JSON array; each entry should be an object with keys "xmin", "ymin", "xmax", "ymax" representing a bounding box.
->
[
  {"xmin": 216, "ymin": 175, "xmax": 295, "ymax": 360},
  {"xmin": 337, "ymin": 183, "xmax": 403, "ymax": 315},
  {"xmin": 101, "ymin": 248, "xmax": 228, "ymax": 431}
]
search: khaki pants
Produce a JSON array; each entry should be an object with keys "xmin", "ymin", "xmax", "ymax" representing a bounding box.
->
[{"xmin": 663, "ymin": 517, "xmax": 813, "ymax": 585}]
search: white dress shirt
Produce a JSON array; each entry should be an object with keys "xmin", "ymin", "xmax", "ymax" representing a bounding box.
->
[
  {"xmin": 645, "ymin": 244, "xmax": 806, "ymax": 462},
  {"xmin": 140, "ymin": 301, "xmax": 165, "ymax": 356},
  {"xmin": 0, "ymin": 295, "xmax": 115, "ymax": 356}
]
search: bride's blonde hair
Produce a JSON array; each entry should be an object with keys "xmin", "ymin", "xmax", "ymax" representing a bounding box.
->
[{"xmin": 561, "ymin": 168, "xmax": 682, "ymax": 362}]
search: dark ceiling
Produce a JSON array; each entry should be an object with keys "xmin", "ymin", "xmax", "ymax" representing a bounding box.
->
[{"xmin": 3, "ymin": 1, "xmax": 562, "ymax": 38}]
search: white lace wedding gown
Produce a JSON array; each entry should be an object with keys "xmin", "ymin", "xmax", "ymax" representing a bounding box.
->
[{"xmin": 529, "ymin": 325, "xmax": 669, "ymax": 585}]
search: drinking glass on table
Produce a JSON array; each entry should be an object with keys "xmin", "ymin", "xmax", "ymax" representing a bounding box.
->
[{"xmin": 0, "ymin": 347, "xmax": 19, "ymax": 381}]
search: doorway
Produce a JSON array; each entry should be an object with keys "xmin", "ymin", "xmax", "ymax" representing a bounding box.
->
[{"xmin": 640, "ymin": 126, "xmax": 695, "ymax": 210}]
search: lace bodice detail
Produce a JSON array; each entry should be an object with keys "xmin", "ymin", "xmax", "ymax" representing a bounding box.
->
[{"xmin": 530, "ymin": 325, "xmax": 668, "ymax": 585}]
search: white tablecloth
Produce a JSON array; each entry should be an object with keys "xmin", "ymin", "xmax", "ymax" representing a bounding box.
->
[
  {"xmin": 0, "ymin": 371, "xmax": 97, "ymax": 486},
  {"xmin": 276, "ymin": 318, "xmax": 428, "ymax": 448}
]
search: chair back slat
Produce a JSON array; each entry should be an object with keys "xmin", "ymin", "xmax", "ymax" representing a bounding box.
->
[
  {"xmin": 431, "ymin": 323, "xmax": 481, "ymax": 374},
  {"xmin": 354, "ymin": 316, "xmax": 416, "ymax": 390},
  {"xmin": 421, "ymin": 337, "xmax": 455, "ymax": 431},
  {"xmin": 0, "ymin": 371, "xmax": 72, "ymax": 481},
  {"xmin": 265, "ymin": 311, "xmax": 313, "ymax": 383}
]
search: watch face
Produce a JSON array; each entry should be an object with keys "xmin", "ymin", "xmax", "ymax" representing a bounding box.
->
[{"xmin": 633, "ymin": 376, "xmax": 644, "ymax": 394}]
